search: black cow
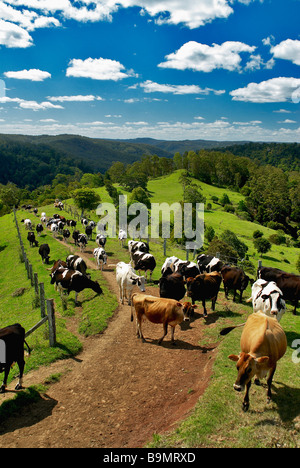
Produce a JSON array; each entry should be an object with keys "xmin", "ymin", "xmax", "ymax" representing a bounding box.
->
[
  {"xmin": 63, "ymin": 229, "xmax": 70, "ymax": 242},
  {"xmin": 159, "ymin": 272, "xmax": 186, "ymax": 301},
  {"xmin": 131, "ymin": 251, "xmax": 156, "ymax": 282},
  {"xmin": 36, "ymin": 223, "xmax": 44, "ymax": 236},
  {"xmin": 72, "ymin": 230, "xmax": 80, "ymax": 246},
  {"xmin": 0, "ymin": 323, "xmax": 30, "ymax": 393},
  {"xmin": 39, "ymin": 243, "xmax": 50, "ymax": 264},
  {"xmin": 50, "ymin": 268, "xmax": 103, "ymax": 305},
  {"xmin": 186, "ymin": 272, "xmax": 222, "ymax": 317},
  {"xmin": 258, "ymin": 266, "xmax": 300, "ymax": 314},
  {"xmin": 85, "ymin": 225, "xmax": 93, "ymax": 240},
  {"xmin": 197, "ymin": 254, "xmax": 223, "ymax": 273},
  {"xmin": 27, "ymin": 231, "xmax": 38, "ymax": 247},
  {"xmin": 221, "ymin": 266, "xmax": 250, "ymax": 302}
]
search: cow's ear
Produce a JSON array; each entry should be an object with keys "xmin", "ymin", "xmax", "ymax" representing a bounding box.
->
[
  {"xmin": 255, "ymin": 356, "xmax": 269, "ymax": 364},
  {"xmin": 228, "ymin": 354, "xmax": 239, "ymax": 362}
]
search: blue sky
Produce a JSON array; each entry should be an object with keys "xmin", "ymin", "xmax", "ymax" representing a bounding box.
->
[{"xmin": 0, "ymin": 0, "xmax": 299, "ymax": 142}]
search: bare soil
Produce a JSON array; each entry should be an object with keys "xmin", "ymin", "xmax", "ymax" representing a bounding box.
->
[{"xmin": 0, "ymin": 244, "xmax": 217, "ymax": 448}]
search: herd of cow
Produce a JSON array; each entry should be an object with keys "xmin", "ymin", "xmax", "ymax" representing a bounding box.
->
[{"xmin": 1, "ymin": 209, "xmax": 299, "ymax": 413}]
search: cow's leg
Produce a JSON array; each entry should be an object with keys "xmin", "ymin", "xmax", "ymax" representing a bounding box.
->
[
  {"xmin": 211, "ymin": 295, "xmax": 217, "ymax": 311},
  {"xmin": 242, "ymin": 380, "xmax": 252, "ymax": 412},
  {"xmin": 1, "ymin": 364, "xmax": 11, "ymax": 393},
  {"xmin": 136, "ymin": 316, "xmax": 145, "ymax": 342},
  {"xmin": 266, "ymin": 365, "xmax": 276, "ymax": 403},
  {"xmin": 15, "ymin": 358, "xmax": 25, "ymax": 390},
  {"xmin": 75, "ymin": 292, "xmax": 78, "ymax": 305},
  {"xmin": 225, "ymin": 287, "xmax": 229, "ymax": 300},
  {"xmin": 293, "ymin": 300, "xmax": 298, "ymax": 315},
  {"xmin": 158, "ymin": 322, "xmax": 168, "ymax": 345},
  {"xmin": 202, "ymin": 300, "xmax": 207, "ymax": 317}
]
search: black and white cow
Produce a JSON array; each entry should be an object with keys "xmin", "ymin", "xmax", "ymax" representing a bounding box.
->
[
  {"xmin": 81, "ymin": 218, "xmax": 89, "ymax": 227},
  {"xmin": 39, "ymin": 243, "xmax": 50, "ymax": 264},
  {"xmin": 96, "ymin": 234, "xmax": 107, "ymax": 248},
  {"xmin": 67, "ymin": 219, "xmax": 77, "ymax": 229},
  {"xmin": 118, "ymin": 229, "xmax": 127, "ymax": 247},
  {"xmin": 131, "ymin": 251, "xmax": 156, "ymax": 282},
  {"xmin": 93, "ymin": 247, "xmax": 107, "ymax": 271},
  {"xmin": 197, "ymin": 254, "xmax": 223, "ymax": 273},
  {"xmin": 50, "ymin": 268, "xmax": 103, "ymax": 305},
  {"xmin": 247, "ymin": 279, "xmax": 286, "ymax": 321},
  {"xmin": 128, "ymin": 240, "xmax": 149, "ymax": 256},
  {"xmin": 66, "ymin": 255, "xmax": 89, "ymax": 277},
  {"xmin": 77, "ymin": 234, "xmax": 88, "ymax": 252},
  {"xmin": 0, "ymin": 323, "xmax": 30, "ymax": 393},
  {"xmin": 27, "ymin": 231, "xmax": 38, "ymax": 247}
]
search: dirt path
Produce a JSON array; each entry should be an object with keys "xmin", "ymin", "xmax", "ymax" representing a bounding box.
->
[{"xmin": 0, "ymin": 243, "xmax": 217, "ymax": 448}]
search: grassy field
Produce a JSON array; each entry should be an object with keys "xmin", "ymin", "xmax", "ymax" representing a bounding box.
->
[
  {"xmin": 0, "ymin": 170, "xmax": 299, "ymax": 447},
  {"xmin": 0, "ymin": 208, "xmax": 117, "ymax": 388}
]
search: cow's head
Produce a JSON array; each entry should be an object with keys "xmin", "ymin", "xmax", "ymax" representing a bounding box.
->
[
  {"xmin": 228, "ymin": 352, "xmax": 269, "ymax": 392},
  {"xmin": 182, "ymin": 302, "xmax": 197, "ymax": 321},
  {"xmin": 130, "ymin": 276, "xmax": 146, "ymax": 292}
]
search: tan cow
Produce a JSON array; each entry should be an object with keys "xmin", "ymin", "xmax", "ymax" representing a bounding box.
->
[
  {"xmin": 130, "ymin": 294, "xmax": 195, "ymax": 345},
  {"xmin": 228, "ymin": 312, "xmax": 287, "ymax": 412}
]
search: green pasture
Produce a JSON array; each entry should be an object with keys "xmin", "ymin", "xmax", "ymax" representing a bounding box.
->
[{"xmin": 1, "ymin": 169, "xmax": 299, "ymax": 447}]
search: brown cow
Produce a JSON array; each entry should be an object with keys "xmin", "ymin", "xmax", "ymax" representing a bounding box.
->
[
  {"xmin": 130, "ymin": 294, "xmax": 195, "ymax": 345},
  {"xmin": 221, "ymin": 266, "xmax": 250, "ymax": 302},
  {"xmin": 228, "ymin": 312, "xmax": 287, "ymax": 412},
  {"xmin": 186, "ymin": 271, "xmax": 222, "ymax": 317}
]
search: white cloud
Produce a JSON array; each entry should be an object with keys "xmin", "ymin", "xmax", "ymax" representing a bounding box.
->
[
  {"xmin": 230, "ymin": 77, "xmax": 300, "ymax": 103},
  {"xmin": 4, "ymin": 68, "xmax": 51, "ymax": 81},
  {"xmin": 0, "ymin": 19, "xmax": 33, "ymax": 47},
  {"xmin": 47, "ymin": 94, "xmax": 103, "ymax": 102},
  {"xmin": 139, "ymin": 80, "xmax": 225, "ymax": 95},
  {"xmin": 66, "ymin": 57, "xmax": 136, "ymax": 81},
  {"xmin": 158, "ymin": 41, "xmax": 256, "ymax": 72},
  {"xmin": 278, "ymin": 119, "xmax": 297, "ymax": 124},
  {"xmin": 19, "ymin": 100, "xmax": 63, "ymax": 110},
  {"xmin": 271, "ymin": 39, "xmax": 300, "ymax": 66}
]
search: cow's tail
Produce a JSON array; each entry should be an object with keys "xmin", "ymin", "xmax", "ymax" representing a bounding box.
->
[
  {"xmin": 220, "ymin": 322, "xmax": 246, "ymax": 336},
  {"xmin": 130, "ymin": 293, "xmax": 137, "ymax": 322},
  {"xmin": 24, "ymin": 340, "xmax": 31, "ymax": 355}
]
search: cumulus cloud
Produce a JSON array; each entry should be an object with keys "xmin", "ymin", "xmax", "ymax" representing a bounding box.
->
[
  {"xmin": 230, "ymin": 77, "xmax": 300, "ymax": 103},
  {"xmin": 66, "ymin": 57, "xmax": 136, "ymax": 81},
  {"xmin": 158, "ymin": 41, "xmax": 256, "ymax": 72},
  {"xmin": 19, "ymin": 100, "xmax": 63, "ymax": 110},
  {"xmin": 271, "ymin": 39, "xmax": 300, "ymax": 66},
  {"xmin": 5, "ymin": 0, "xmax": 234, "ymax": 29},
  {"xmin": 4, "ymin": 68, "xmax": 51, "ymax": 81},
  {"xmin": 0, "ymin": 19, "xmax": 33, "ymax": 47},
  {"xmin": 138, "ymin": 80, "xmax": 225, "ymax": 95}
]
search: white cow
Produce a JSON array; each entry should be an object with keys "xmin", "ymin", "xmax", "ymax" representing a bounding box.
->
[
  {"xmin": 116, "ymin": 262, "xmax": 146, "ymax": 305},
  {"xmin": 50, "ymin": 223, "xmax": 58, "ymax": 237},
  {"xmin": 118, "ymin": 229, "xmax": 127, "ymax": 247},
  {"xmin": 23, "ymin": 219, "xmax": 32, "ymax": 230},
  {"xmin": 93, "ymin": 247, "xmax": 107, "ymax": 271},
  {"xmin": 247, "ymin": 279, "xmax": 286, "ymax": 321}
]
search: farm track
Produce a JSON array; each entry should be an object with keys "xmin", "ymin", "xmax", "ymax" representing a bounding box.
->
[{"xmin": 0, "ymin": 239, "xmax": 217, "ymax": 448}]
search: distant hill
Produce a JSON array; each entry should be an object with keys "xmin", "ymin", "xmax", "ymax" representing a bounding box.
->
[{"xmin": 118, "ymin": 137, "xmax": 249, "ymax": 154}]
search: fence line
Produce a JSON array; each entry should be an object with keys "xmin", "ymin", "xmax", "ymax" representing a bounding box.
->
[{"xmin": 13, "ymin": 207, "xmax": 56, "ymax": 347}]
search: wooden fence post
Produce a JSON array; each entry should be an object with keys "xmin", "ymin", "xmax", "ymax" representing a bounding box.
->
[
  {"xmin": 34, "ymin": 273, "xmax": 39, "ymax": 297},
  {"xmin": 163, "ymin": 238, "xmax": 167, "ymax": 256},
  {"xmin": 47, "ymin": 299, "xmax": 56, "ymax": 347},
  {"xmin": 39, "ymin": 283, "xmax": 46, "ymax": 318}
]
